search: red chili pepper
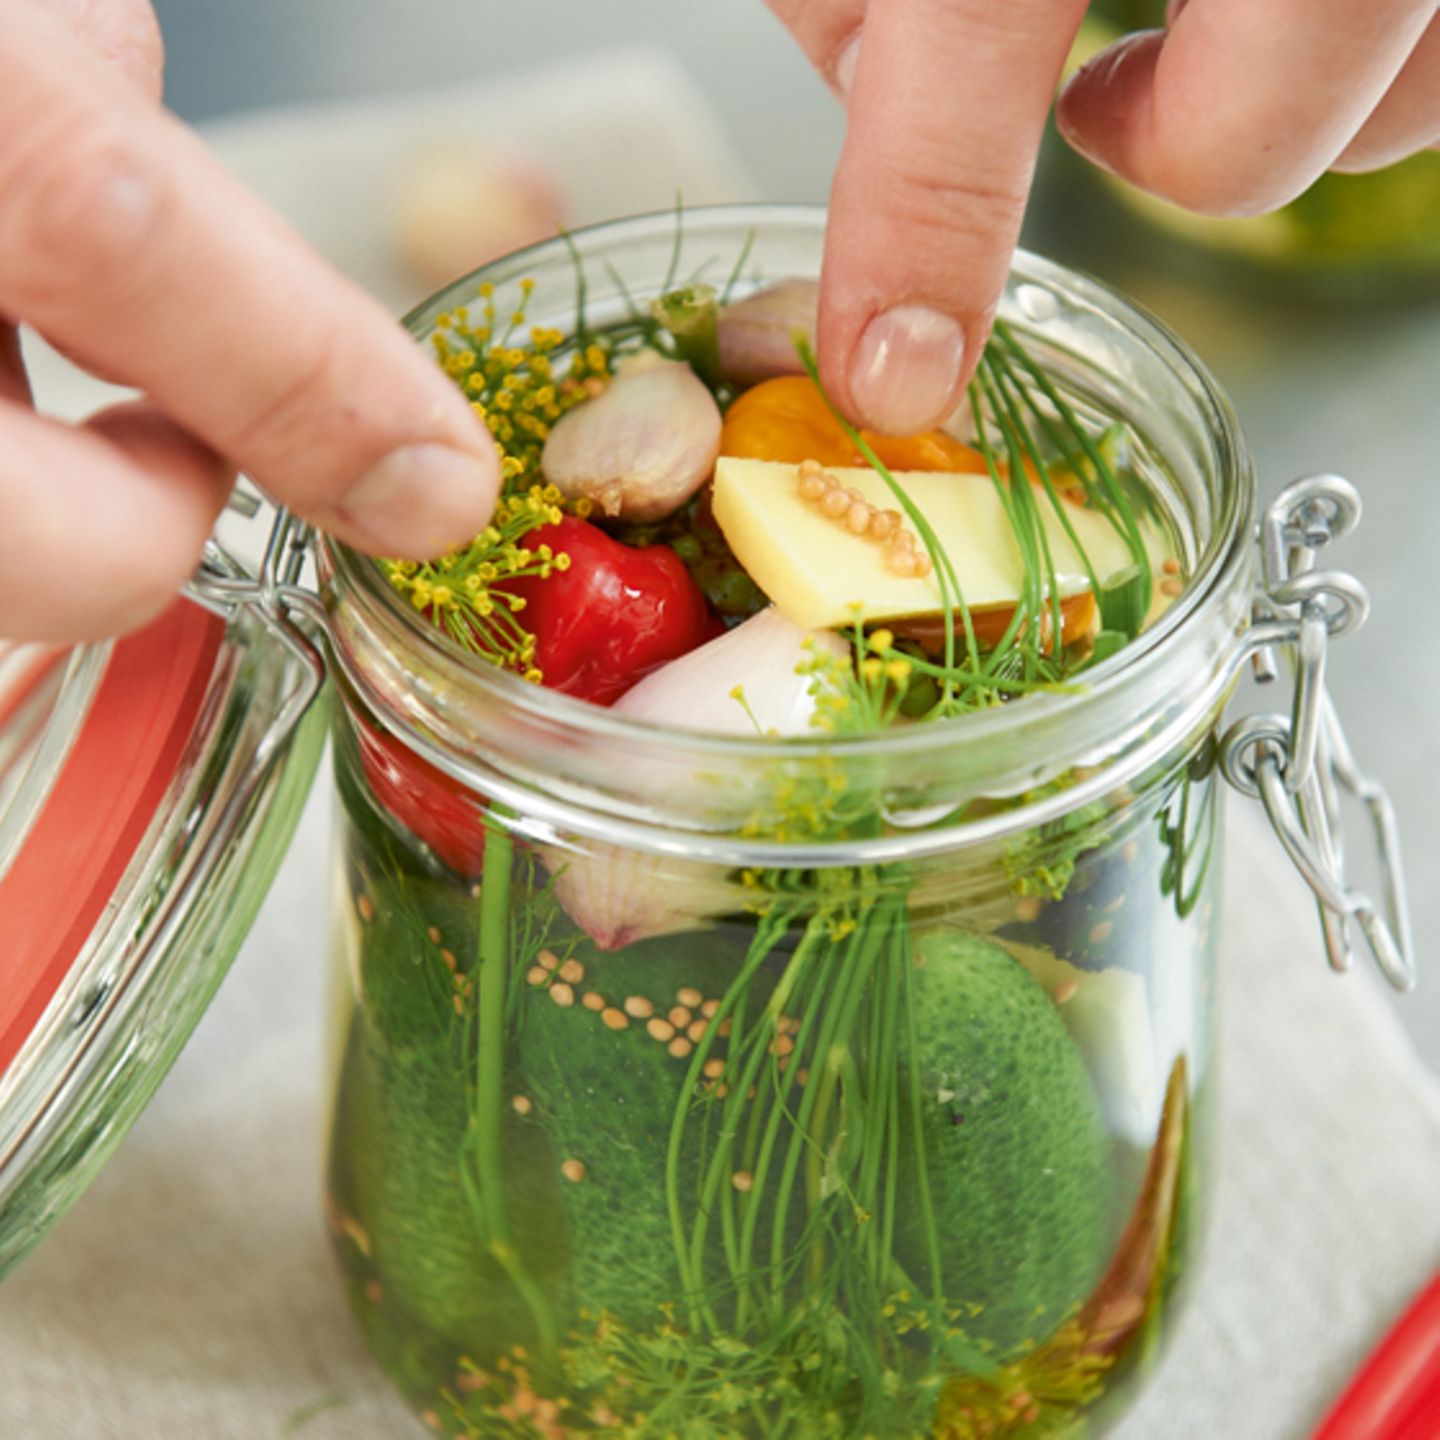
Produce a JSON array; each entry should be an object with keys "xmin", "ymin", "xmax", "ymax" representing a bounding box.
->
[
  {"xmin": 353, "ymin": 515, "xmax": 716, "ymax": 870},
  {"xmin": 352, "ymin": 714, "xmax": 489, "ymax": 876},
  {"xmin": 1313, "ymin": 1272, "xmax": 1440, "ymax": 1440},
  {"xmin": 501, "ymin": 515, "xmax": 720, "ymax": 704}
]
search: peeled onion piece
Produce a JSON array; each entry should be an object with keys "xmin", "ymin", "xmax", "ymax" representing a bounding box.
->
[
  {"xmin": 613, "ymin": 606, "xmax": 847, "ymax": 737},
  {"xmin": 543, "ymin": 609, "xmax": 848, "ymax": 948},
  {"xmin": 540, "ymin": 841, "xmax": 736, "ymax": 952},
  {"xmin": 541, "ymin": 358, "xmax": 721, "ymax": 523},
  {"xmin": 716, "ymin": 279, "xmax": 819, "ymax": 386}
]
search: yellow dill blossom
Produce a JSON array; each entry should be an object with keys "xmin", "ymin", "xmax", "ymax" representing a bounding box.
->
[
  {"xmin": 429, "ymin": 279, "xmax": 613, "ymax": 494},
  {"xmin": 800, "ymin": 623, "xmax": 919, "ymax": 738},
  {"xmin": 395, "ymin": 275, "xmax": 638, "ymax": 679},
  {"xmin": 932, "ymin": 1315, "xmax": 1114, "ymax": 1438},
  {"xmin": 381, "ymin": 483, "xmax": 571, "ymax": 678}
]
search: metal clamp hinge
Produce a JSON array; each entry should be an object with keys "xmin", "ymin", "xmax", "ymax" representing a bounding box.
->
[
  {"xmin": 183, "ymin": 500, "xmax": 329, "ymax": 766},
  {"xmin": 1219, "ymin": 475, "xmax": 1415, "ymax": 992}
]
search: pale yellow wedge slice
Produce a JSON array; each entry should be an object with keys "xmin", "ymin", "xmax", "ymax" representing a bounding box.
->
[{"xmin": 711, "ymin": 457, "xmax": 1138, "ymax": 630}]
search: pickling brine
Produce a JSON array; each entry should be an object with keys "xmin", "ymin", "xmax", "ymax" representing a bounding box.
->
[{"xmin": 326, "ymin": 720, "xmax": 1217, "ymax": 1438}]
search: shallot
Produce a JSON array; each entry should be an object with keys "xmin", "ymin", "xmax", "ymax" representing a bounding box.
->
[
  {"xmin": 716, "ymin": 279, "xmax": 818, "ymax": 386},
  {"xmin": 541, "ymin": 359, "xmax": 721, "ymax": 523},
  {"xmin": 541, "ymin": 840, "xmax": 735, "ymax": 952},
  {"xmin": 613, "ymin": 606, "xmax": 846, "ymax": 737}
]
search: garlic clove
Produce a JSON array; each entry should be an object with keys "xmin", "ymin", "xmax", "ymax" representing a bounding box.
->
[
  {"xmin": 541, "ymin": 359, "xmax": 721, "ymax": 523},
  {"xmin": 613, "ymin": 606, "xmax": 846, "ymax": 737},
  {"xmin": 716, "ymin": 279, "xmax": 819, "ymax": 386}
]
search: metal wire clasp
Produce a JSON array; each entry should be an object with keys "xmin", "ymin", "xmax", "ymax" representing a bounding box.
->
[
  {"xmin": 182, "ymin": 498, "xmax": 329, "ymax": 765},
  {"xmin": 1219, "ymin": 476, "xmax": 1416, "ymax": 992}
]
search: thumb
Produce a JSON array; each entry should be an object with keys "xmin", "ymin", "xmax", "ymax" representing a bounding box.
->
[
  {"xmin": 820, "ymin": 0, "xmax": 1087, "ymax": 434},
  {"xmin": 19, "ymin": 0, "xmax": 165, "ymax": 100}
]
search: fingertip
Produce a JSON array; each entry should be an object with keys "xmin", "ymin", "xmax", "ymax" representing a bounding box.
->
[
  {"xmin": 844, "ymin": 305, "xmax": 968, "ymax": 436},
  {"xmin": 816, "ymin": 175, "xmax": 990, "ymax": 437},
  {"xmin": 816, "ymin": 0, "xmax": 1077, "ymax": 436},
  {"xmin": 1056, "ymin": 31, "xmax": 1283, "ymax": 215},
  {"xmin": 1054, "ymin": 32, "xmax": 1163, "ymax": 180},
  {"xmin": 317, "ymin": 440, "xmax": 501, "ymax": 561}
]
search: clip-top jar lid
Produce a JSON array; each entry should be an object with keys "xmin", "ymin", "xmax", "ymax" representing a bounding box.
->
[{"xmin": 0, "ymin": 584, "xmax": 327, "ymax": 1277}]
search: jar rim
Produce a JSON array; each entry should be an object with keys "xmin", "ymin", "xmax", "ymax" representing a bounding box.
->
[{"xmin": 321, "ymin": 205, "xmax": 1255, "ymax": 856}]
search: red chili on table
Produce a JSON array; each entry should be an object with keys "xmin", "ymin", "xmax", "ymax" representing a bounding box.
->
[{"xmin": 1313, "ymin": 1271, "xmax": 1440, "ymax": 1440}]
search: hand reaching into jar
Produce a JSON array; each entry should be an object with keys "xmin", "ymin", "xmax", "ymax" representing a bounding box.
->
[
  {"xmin": 0, "ymin": 0, "xmax": 500, "ymax": 643},
  {"xmin": 768, "ymin": 0, "xmax": 1440, "ymax": 434}
]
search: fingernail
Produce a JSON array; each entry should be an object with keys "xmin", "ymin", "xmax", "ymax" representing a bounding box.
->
[
  {"xmin": 833, "ymin": 32, "xmax": 861, "ymax": 97},
  {"xmin": 847, "ymin": 306, "xmax": 966, "ymax": 436},
  {"xmin": 336, "ymin": 443, "xmax": 497, "ymax": 557},
  {"xmin": 1054, "ymin": 102, "xmax": 1120, "ymax": 178},
  {"xmin": 1055, "ymin": 35, "xmax": 1146, "ymax": 177}
]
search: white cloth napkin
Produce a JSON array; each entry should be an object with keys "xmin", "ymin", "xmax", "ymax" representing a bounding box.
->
[{"xmin": 6, "ymin": 51, "xmax": 1439, "ymax": 1440}]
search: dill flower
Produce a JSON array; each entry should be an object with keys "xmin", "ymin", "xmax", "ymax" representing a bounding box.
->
[
  {"xmin": 430, "ymin": 279, "xmax": 613, "ymax": 494},
  {"xmin": 382, "ymin": 483, "xmax": 573, "ymax": 678}
]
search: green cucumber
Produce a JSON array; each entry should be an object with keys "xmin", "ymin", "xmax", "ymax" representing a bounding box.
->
[
  {"xmin": 898, "ymin": 929, "xmax": 1114, "ymax": 1358},
  {"xmin": 518, "ymin": 929, "xmax": 767, "ymax": 1327},
  {"xmin": 337, "ymin": 878, "xmax": 565, "ymax": 1354}
]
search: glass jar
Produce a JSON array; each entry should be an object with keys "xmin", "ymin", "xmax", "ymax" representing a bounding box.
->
[
  {"xmin": 1049, "ymin": 1, "xmax": 1440, "ymax": 302},
  {"xmin": 0, "ymin": 207, "xmax": 1407, "ymax": 1438},
  {"xmin": 0, "ymin": 597, "xmax": 327, "ymax": 1278},
  {"xmin": 307, "ymin": 209, "xmax": 1404, "ymax": 1438}
]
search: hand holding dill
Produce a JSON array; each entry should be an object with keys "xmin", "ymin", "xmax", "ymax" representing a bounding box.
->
[{"xmin": 0, "ymin": 0, "xmax": 499, "ymax": 644}]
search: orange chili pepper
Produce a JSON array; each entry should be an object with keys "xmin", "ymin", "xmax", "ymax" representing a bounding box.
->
[
  {"xmin": 721, "ymin": 375, "xmax": 1093, "ymax": 653},
  {"xmin": 720, "ymin": 376, "xmax": 986, "ymax": 474},
  {"xmin": 892, "ymin": 590, "xmax": 1098, "ymax": 656}
]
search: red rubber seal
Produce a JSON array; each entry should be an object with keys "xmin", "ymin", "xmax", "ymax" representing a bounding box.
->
[{"xmin": 0, "ymin": 600, "xmax": 224, "ymax": 1074}]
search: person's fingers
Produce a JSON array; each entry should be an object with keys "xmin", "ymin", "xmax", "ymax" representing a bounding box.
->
[
  {"xmin": 0, "ymin": 322, "xmax": 32, "ymax": 406},
  {"xmin": 1333, "ymin": 12, "xmax": 1440, "ymax": 173},
  {"xmin": 1056, "ymin": 0, "xmax": 1437, "ymax": 216},
  {"xmin": 764, "ymin": 0, "xmax": 866, "ymax": 99},
  {"xmin": 0, "ymin": 6, "xmax": 499, "ymax": 561},
  {"xmin": 17, "ymin": 0, "xmax": 165, "ymax": 100},
  {"xmin": 0, "ymin": 398, "xmax": 233, "ymax": 641},
  {"xmin": 818, "ymin": 0, "xmax": 1089, "ymax": 434}
]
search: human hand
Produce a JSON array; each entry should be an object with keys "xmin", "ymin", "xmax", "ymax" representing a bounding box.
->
[
  {"xmin": 1056, "ymin": 1, "xmax": 1440, "ymax": 216},
  {"xmin": 1, "ymin": 0, "xmax": 500, "ymax": 643},
  {"xmin": 768, "ymin": 0, "xmax": 1440, "ymax": 435}
]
